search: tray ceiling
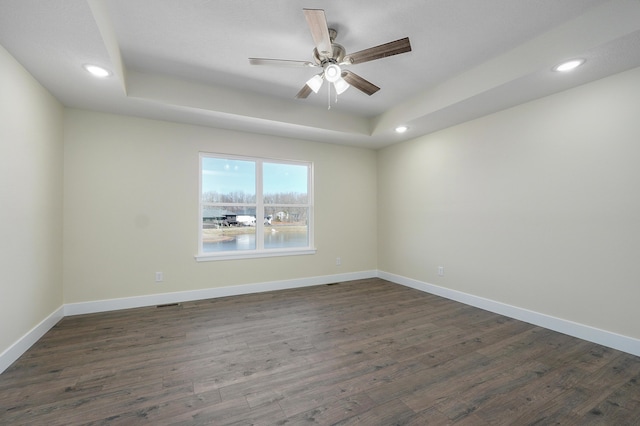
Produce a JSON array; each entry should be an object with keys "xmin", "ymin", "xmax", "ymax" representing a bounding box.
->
[{"xmin": 1, "ymin": 0, "xmax": 640, "ymax": 148}]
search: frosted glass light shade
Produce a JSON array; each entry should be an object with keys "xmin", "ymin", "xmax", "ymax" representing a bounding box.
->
[
  {"xmin": 305, "ymin": 74, "xmax": 323, "ymax": 93},
  {"xmin": 324, "ymin": 64, "xmax": 341, "ymax": 83},
  {"xmin": 334, "ymin": 78, "xmax": 350, "ymax": 95}
]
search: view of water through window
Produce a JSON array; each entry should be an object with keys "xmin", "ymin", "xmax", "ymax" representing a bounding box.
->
[{"xmin": 203, "ymin": 228, "xmax": 309, "ymax": 252}]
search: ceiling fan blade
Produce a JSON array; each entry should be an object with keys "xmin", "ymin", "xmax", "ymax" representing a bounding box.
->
[
  {"xmin": 341, "ymin": 71, "xmax": 380, "ymax": 96},
  {"xmin": 344, "ymin": 37, "xmax": 412, "ymax": 65},
  {"xmin": 295, "ymin": 84, "xmax": 313, "ymax": 99},
  {"xmin": 303, "ymin": 9, "xmax": 332, "ymax": 57},
  {"xmin": 249, "ymin": 58, "xmax": 315, "ymax": 67}
]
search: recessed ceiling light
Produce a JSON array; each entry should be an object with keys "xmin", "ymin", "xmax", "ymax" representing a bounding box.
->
[
  {"xmin": 83, "ymin": 64, "xmax": 110, "ymax": 78},
  {"xmin": 395, "ymin": 125, "xmax": 408, "ymax": 133},
  {"xmin": 553, "ymin": 59, "xmax": 585, "ymax": 72}
]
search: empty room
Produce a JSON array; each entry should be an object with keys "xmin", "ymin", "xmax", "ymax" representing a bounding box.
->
[{"xmin": 1, "ymin": 1, "xmax": 640, "ymax": 424}]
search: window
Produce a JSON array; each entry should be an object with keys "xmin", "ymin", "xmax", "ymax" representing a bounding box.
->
[{"xmin": 197, "ymin": 153, "xmax": 314, "ymax": 261}]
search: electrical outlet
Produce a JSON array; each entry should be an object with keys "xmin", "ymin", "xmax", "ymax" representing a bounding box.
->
[
  {"xmin": 336, "ymin": 257, "xmax": 342, "ymax": 266},
  {"xmin": 438, "ymin": 266, "xmax": 444, "ymax": 277},
  {"xmin": 155, "ymin": 272, "xmax": 164, "ymax": 282}
]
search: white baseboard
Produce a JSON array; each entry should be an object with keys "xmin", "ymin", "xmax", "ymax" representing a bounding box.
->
[
  {"xmin": 64, "ymin": 270, "xmax": 378, "ymax": 316},
  {"xmin": 378, "ymin": 271, "xmax": 640, "ymax": 357},
  {"xmin": 4, "ymin": 269, "xmax": 638, "ymax": 376},
  {"xmin": 0, "ymin": 306, "xmax": 65, "ymax": 374},
  {"xmin": 1, "ymin": 271, "xmax": 377, "ymax": 374}
]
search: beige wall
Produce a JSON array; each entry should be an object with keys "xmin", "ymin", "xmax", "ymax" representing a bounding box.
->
[
  {"xmin": 378, "ymin": 66, "xmax": 640, "ymax": 339},
  {"xmin": 0, "ymin": 45, "xmax": 64, "ymax": 353},
  {"xmin": 63, "ymin": 110, "xmax": 378, "ymax": 303},
  {"xmin": 3, "ymin": 33, "xmax": 639, "ymax": 361}
]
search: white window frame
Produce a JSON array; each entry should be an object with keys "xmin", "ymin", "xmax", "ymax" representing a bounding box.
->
[{"xmin": 196, "ymin": 152, "xmax": 315, "ymax": 261}]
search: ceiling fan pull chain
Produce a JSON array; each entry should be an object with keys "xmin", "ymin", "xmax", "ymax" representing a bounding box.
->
[{"xmin": 327, "ymin": 80, "xmax": 331, "ymax": 110}]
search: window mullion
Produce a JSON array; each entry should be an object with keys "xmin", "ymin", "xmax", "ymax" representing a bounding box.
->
[{"xmin": 256, "ymin": 160, "xmax": 264, "ymax": 250}]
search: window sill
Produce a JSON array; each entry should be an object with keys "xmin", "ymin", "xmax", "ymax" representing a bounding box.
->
[{"xmin": 195, "ymin": 248, "xmax": 317, "ymax": 262}]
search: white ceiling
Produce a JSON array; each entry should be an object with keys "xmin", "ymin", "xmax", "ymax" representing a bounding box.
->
[{"xmin": 2, "ymin": 0, "xmax": 640, "ymax": 149}]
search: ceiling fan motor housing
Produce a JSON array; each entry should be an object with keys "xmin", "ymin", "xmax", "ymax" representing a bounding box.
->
[{"xmin": 313, "ymin": 28, "xmax": 346, "ymax": 65}]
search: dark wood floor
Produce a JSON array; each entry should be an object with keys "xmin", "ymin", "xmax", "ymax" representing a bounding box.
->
[{"xmin": 1, "ymin": 278, "xmax": 639, "ymax": 425}]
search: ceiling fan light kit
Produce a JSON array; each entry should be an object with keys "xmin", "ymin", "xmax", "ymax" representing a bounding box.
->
[{"xmin": 249, "ymin": 8, "xmax": 411, "ymax": 106}]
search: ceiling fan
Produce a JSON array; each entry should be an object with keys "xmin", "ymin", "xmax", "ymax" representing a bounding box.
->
[{"xmin": 249, "ymin": 9, "xmax": 412, "ymax": 100}]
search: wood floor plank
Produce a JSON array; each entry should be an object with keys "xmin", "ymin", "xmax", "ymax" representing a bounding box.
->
[
  {"xmin": 334, "ymin": 397, "xmax": 422, "ymax": 425},
  {"xmin": 2, "ymin": 278, "xmax": 639, "ymax": 425},
  {"xmin": 282, "ymin": 391, "xmax": 378, "ymax": 425}
]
